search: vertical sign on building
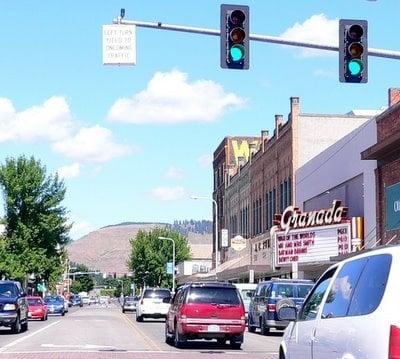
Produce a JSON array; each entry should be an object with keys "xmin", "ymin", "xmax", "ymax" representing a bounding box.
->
[
  {"xmin": 102, "ymin": 24, "xmax": 136, "ymax": 65},
  {"xmin": 221, "ymin": 229, "xmax": 229, "ymax": 247},
  {"xmin": 386, "ymin": 182, "xmax": 400, "ymax": 231}
]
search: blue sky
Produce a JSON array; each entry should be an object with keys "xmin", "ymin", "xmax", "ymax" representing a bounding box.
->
[{"xmin": 0, "ymin": 0, "xmax": 398, "ymax": 240}]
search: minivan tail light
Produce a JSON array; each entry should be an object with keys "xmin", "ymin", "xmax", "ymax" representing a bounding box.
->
[
  {"xmin": 267, "ymin": 304, "xmax": 276, "ymax": 312},
  {"xmin": 389, "ymin": 325, "xmax": 400, "ymax": 359}
]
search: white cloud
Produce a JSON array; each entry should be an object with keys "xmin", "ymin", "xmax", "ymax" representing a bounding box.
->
[
  {"xmin": 57, "ymin": 163, "xmax": 81, "ymax": 179},
  {"xmin": 280, "ymin": 14, "xmax": 338, "ymax": 57},
  {"xmin": 107, "ymin": 70, "xmax": 246, "ymax": 124},
  {"xmin": 150, "ymin": 186, "xmax": 186, "ymax": 201},
  {"xmin": 197, "ymin": 154, "xmax": 213, "ymax": 168},
  {"xmin": 165, "ymin": 166, "xmax": 184, "ymax": 180},
  {"xmin": 52, "ymin": 125, "xmax": 133, "ymax": 164},
  {"xmin": 0, "ymin": 96, "xmax": 74, "ymax": 143}
]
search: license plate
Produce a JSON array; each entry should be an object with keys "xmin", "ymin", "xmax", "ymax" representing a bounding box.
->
[{"xmin": 208, "ymin": 325, "xmax": 220, "ymax": 332}]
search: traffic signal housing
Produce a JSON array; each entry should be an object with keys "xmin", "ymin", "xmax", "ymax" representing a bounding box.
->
[
  {"xmin": 339, "ymin": 19, "xmax": 368, "ymax": 83},
  {"xmin": 220, "ymin": 4, "xmax": 249, "ymax": 70}
]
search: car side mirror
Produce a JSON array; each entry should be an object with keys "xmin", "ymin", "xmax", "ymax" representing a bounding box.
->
[
  {"xmin": 163, "ymin": 297, "xmax": 172, "ymax": 304},
  {"xmin": 277, "ymin": 306, "xmax": 297, "ymax": 321}
]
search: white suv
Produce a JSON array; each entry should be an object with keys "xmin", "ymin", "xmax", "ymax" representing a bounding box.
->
[
  {"xmin": 136, "ymin": 288, "xmax": 171, "ymax": 322},
  {"xmin": 278, "ymin": 245, "xmax": 400, "ymax": 359}
]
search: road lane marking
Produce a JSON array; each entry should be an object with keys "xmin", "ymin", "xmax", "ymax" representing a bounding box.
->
[
  {"xmin": 119, "ymin": 313, "xmax": 162, "ymax": 351},
  {"xmin": 41, "ymin": 344, "xmax": 117, "ymax": 350},
  {"xmin": 0, "ymin": 320, "xmax": 61, "ymax": 353}
]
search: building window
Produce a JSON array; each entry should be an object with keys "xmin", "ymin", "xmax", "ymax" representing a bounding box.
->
[{"xmin": 272, "ymin": 188, "xmax": 277, "ymax": 224}]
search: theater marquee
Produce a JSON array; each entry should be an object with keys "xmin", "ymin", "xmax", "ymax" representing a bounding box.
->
[{"xmin": 273, "ymin": 200, "xmax": 353, "ymax": 266}]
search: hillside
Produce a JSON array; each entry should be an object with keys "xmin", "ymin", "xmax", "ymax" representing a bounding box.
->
[{"xmin": 67, "ymin": 221, "xmax": 212, "ymax": 276}]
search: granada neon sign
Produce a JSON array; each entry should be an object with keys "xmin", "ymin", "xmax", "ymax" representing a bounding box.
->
[{"xmin": 277, "ymin": 200, "xmax": 348, "ymax": 234}]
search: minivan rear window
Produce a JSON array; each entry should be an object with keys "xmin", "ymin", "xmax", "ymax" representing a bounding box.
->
[
  {"xmin": 187, "ymin": 287, "xmax": 241, "ymax": 305},
  {"xmin": 143, "ymin": 289, "xmax": 171, "ymax": 299}
]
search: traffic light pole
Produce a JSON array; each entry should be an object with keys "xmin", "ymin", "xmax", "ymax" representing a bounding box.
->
[{"xmin": 112, "ymin": 18, "xmax": 400, "ymax": 60}]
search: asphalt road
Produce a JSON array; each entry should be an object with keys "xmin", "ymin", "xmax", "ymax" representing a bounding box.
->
[{"xmin": 0, "ymin": 304, "xmax": 282, "ymax": 359}]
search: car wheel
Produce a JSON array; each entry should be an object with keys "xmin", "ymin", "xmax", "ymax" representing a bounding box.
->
[
  {"xmin": 61, "ymin": 311, "xmax": 65, "ymax": 317},
  {"xmin": 41, "ymin": 315, "xmax": 45, "ymax": 321},
  {"xmin": 165, "ymin": 322, "xmax": 174, "ymax": 345},
  {"xmin": 247, "ymin": 319, "xmax": 256, "ymax": 333},
  {"xmin": 136, "ymin": 314, "xmax": 143, "ymax": 322},
  {"xmin": 21, "ymin": 320, "xmax": 28, "ymax": 332},
  {"xmin": 11, "ymin": 314, "xmax": 21, "ymax": 334},
  {"xmin": 174, "ymin": 324, "xmax": 186, "ymax": 348},
  {"xmin": 260, "ymin": 317, "xmax": 270, "ymax": 335},
  {"xmin": 230, "ymin": 341, "xmax": 241, "ymax": 350},
  {"xmin": 122, "ymin": 309, "xmax": 125, "ymax": 314}
]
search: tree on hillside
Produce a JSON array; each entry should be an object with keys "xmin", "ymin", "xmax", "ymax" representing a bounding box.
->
[
  {"xmin": 0, "ymin": 156, "xmax": 70, "ymax": 284},
  {"xmin": 69, "ymin": 264, "xmax": 94, "ymax": 293},
  {"xmin": 129, "ymin": 228, "xmax": 191, "ymax": 290}
]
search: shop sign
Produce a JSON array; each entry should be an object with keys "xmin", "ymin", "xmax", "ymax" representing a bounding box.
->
[
  {"xmin": 277, "ymin": 200, "xmax": 348, "ymax": 234},
  {"xmin": 221, "ymin": 229, "xmax": 229, "ymax": 247},
  {"xmin": 275, "ymin": 223, "xmax": 351, "ymax": 266},
  {"xmin": 386, "ymin": 182, "xmax": 400, "ymax": 231},
  {"xmin": 231, "ymin": 235, "xmax": 246, "ymax": 251},
  {"xmin": 252, "ymin": 238, "xmax": 271, "ymax": 265}
]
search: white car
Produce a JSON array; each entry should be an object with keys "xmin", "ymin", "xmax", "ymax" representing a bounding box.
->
[
  {"xmin": 136, "ymin": 288, "xmax": 171, "ymax": 322},
  {"xmin": 232, "ymin": 283, "xmax": 257, "ymax": 320},
  {"xmin": 278, "ymin": 245, "xmax": 400, "ymax": 359}
]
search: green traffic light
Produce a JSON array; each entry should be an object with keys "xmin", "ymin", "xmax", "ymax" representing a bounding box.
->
[
  {"xmin": 230, "ymin": 44, "xmax": 245, "ymax": 62},
  {"xmin": 348, "ymin": 59, "xmax": 363, "ymax": 76}
]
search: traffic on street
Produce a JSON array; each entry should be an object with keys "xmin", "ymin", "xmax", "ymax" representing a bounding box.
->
[{"xmin": 0, "ymin": 302, "xmax": 281, "ymax": 359}]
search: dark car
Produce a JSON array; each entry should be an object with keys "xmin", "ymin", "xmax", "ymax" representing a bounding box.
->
[
  {"xmin": 165, "ymin": 282, "xmax": 246, "ymax": 349},
  {"xmin": 44, "ymin": 296, "xmax": 65, "ymax": 316},
  {"xmin": 248, "ymin": 278, "xmax": 314, "ymax": 335},
  {"xmin": 122, "ymin": 296, "xmax": 138, "ymax": 313},
  {"xmin": 70, "ymin": 295, "xmax": 83, "ymax": 307},
  {"xmin": 0, "ymin": 280, "xmax": 29, "ymax": 333}
]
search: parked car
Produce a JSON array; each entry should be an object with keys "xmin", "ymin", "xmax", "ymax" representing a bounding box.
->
[
  {"xmin": 44, "ymin": 296, "xmax": 65, "ymax": 316},
  {"xmin": 122, "ymin": 296, "xmax": 139, "ymax": 313},
  {"xmin": 70, "ymin": 295, "xmax": 83, "ymax": 307},
  {"xmin": 278, "ymin": 245, "xmax": 400, "ymax": 359},
  {"xmin": 248, "ymin": 278, "xmax": 314, "ymax": 335},
  {"xmin": 81, "ymin": 296, "xmax": 90, "ymax": 305},
  {"xmin": 136, "ymin": 288, "xmax": 171, "ymax": 322},
  {"xmin": 27, "ymin": 296, "xmax": 48, "ymax": 321},
  {"xmin": 232, "ymin": 283, "xmax": 257, "ymax": 321},
  {"xmin": 0, "ymin": 280, "xmax": 29, "ymax": 333},
  {"xmin": 89, "ymin": 296, "xmax": 97, "ymax": 305},
  {"xmin": 165, "ymin": 282, "xmax": 246, "ymax": 349}
]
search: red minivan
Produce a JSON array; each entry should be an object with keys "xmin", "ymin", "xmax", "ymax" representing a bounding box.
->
[{"xmin": 165, "ymin": 282, "xmax": 246, "ymax": 349}]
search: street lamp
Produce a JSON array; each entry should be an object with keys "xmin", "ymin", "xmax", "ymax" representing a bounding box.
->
[
  {"xmin": 191, "ymin": 195, "xmax": 219, "ymax": 279},
  {"xmin": 158, "ymin": 236, "xmax": 176, "ymax": 293}
]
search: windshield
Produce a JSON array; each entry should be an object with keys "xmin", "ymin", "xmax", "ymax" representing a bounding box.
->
[
  {"xmin": 28, "ymin": 298, "xmax": 43, "ymax": 306},
  {"xmin": 241, "ymin": 289, "xmax": 255, "ymax": 301},
  {"xmin": 187, "ymin": 287, "xmax": 241, "ymax": 305},
  {"xmin": 0, "ymin": 283, "xmax": 17, "ymax": 297},
  {"xmin": 143, "ymin": 290, "xmax": 171, "ymax": 299},
  {"xmin": 44, "ymin": 297, "xmax": 63, "ymax": 304}
]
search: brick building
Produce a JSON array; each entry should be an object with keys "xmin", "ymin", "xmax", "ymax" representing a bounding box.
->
[
  {"xmin": 213, "ymin": 96, "xmax": 377, "ymax": 280},
  {"xmin": 362, "ymin": 88, "xmax": 400, "ymax": 245}
]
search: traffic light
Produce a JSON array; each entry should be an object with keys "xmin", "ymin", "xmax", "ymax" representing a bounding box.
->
[
  {"xmin": 339, "ymin": 19, "xmax": 368, "ymax": 83},
  {"xmin": 220, "ymin": 4, "xmax": 249, "ymax": 70}
]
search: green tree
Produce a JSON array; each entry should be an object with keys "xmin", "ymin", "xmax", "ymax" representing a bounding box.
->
[
  {"xmin": 0, "ymin": 156, "xmax": 70, "ymax": 283},
  {"xmin": 69, "ymin": 264, "xmax": 94, "ymax": 293},
  {"xmin": 129, "ymin": 227, "xmax": 191, "ymax": 290}
]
